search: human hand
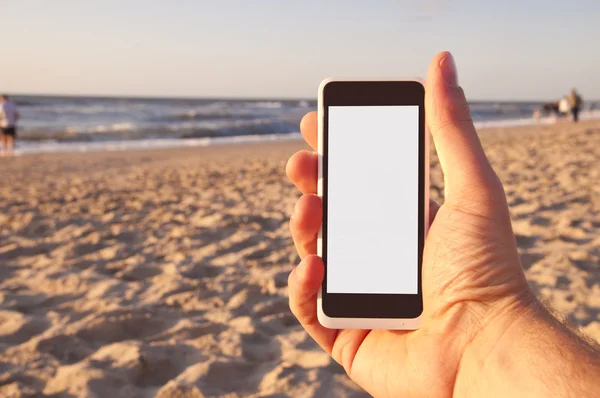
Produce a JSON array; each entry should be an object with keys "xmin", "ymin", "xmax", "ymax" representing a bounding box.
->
[{"xmin": 285, "ymin": 51, "xmax": 537, "ymax": 397}]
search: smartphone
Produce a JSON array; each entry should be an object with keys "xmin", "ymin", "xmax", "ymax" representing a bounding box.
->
[{"xmin": 317, "ymin": 78, "xmax": 429, "ymax": 330}]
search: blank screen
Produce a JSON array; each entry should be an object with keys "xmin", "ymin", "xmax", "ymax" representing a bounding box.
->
[{"xmin": 326, "ymin": 105, "xmax": 419, "ymax": 294}]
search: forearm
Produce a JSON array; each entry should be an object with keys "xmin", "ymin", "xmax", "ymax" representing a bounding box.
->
[{"xmin": 457, "ymin": 297, "xmax": 600, "ymax": 397}]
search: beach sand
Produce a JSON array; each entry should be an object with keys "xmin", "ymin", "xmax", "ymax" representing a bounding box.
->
[{"xmin": 1, "ymin": 120, "xmax": 600, "ymax": 397}]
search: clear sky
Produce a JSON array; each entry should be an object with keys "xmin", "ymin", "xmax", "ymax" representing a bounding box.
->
[{"xmin": 0, "ymin": 0, "xmax": 598, "ymax": 100}]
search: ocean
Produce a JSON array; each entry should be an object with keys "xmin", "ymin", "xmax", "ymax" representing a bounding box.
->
[{"xmin": 8, "ymin": 95, "xmax": 600, "ymax": 155}]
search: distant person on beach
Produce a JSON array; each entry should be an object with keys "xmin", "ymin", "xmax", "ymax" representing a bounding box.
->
[
  {"xmin": 568, "ymin": 88, "xmax": 583, "ymax": 122},
  {"xmin": 286, "ymin": 52, "xmax": 600, "ymax": 397},
  {"xmin": 0, "ymin": 95, "xmax": 20, "ymax": 156},
  {"xmin": 540, "ymin": 101, "xmax": 559, "ymax": 120},
  {"xmin": 559, "ymin": 96, "xmax": 570, "ymax": 119}
]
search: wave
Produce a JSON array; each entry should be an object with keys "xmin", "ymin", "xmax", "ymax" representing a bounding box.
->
[
  {"xmin": 18, "ymin": 118, "xmax": 300, "ymax": 142},
  {"xmin": 11, "ymin": 110, "xmax": 600, "ymax": 156},
  {"xmin": 474, "ymin": 109, "xmax": 600, "ymax": 128},
  {"xmin": 19, "ymin": 110, "xmax": 600, "ymax": 144},
  {"xmin": 470, "ymin": 103, "xmax": 538, "ymax": 119},
  {"xmin": 89, "ymin": 123, "xmax": 135, "ymax": 133},
  {"xmin": 12, "ymin": 100, "xmax": 44, "ymax": 107},
  {"xmin": 165, "ymin": 101, "xmax": 298, "ymax": 121},
  {"xmin": 251, "ymin": 101, "xmax": 283, "ymax": 108},
  {"xmin": 166, "ymin": 110, "xmax": 258, "ymax": 122},
  {"xmin": 15, "ymin": 96, "xmax": 313, "ymax": 143},
  {"xmin": 13, "ymin": 132, "xmax": 303, "ymax": 156}
]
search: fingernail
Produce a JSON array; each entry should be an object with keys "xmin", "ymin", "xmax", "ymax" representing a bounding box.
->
[
  {"xmin": 440, "ymin": 52, "xmax": 459, "ymax": 87},
  {"xmin": 291, "ymin": 201, "xmax": 299, "ymax": 218}
]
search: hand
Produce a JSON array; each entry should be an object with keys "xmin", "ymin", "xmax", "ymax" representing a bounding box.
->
[{"xmin": 285, "ymin": 52, "xmax": 536, "ymax": 397}]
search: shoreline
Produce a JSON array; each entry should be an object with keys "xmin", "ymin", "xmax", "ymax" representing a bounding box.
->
[{"xmin": 8, "ymin": 111, "xmax": 600, "ymax": 157}]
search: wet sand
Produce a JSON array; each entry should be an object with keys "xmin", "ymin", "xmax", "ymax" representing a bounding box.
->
[{"xmin": 1, "ymin": 120, "xmax": 600, "ymax": 397}]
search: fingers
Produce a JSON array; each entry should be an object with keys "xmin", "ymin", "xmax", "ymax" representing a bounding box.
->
[
  {"xmin": 286, "ymin": 150, "xmax": 318, "ymax": 194},
  {"xmin": 286, "ymin": 112, "xmax": 318, "ymax": 195},
  {"xmin": 290, "ymin": 194, "xmax": 322, "ymax": 259},
  {"xmin": 425, "ymin": 52, "xmax": 503, "ymax": 204},
  {"xmin": 288, "ymin": 255, "xmax": 337, "ymax": 352},
  {"xmin": 300, "ymin": 112, "xmax": 318, "ymax": 152},
  {"xmin": 289, "ymin": 113, "xmax": 321, "ymax": 258},
  {"xmin": 288, "ymin": 255, "xmax": 370, "ymax": 373}
]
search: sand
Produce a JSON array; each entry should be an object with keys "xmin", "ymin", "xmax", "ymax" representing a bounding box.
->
[{"xmin": 1, "ymin": 120, "xmax": 600, "ymax": 397}]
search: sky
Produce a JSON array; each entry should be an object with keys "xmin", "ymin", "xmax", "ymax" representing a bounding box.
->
[{"xmin": 0, "ymin": 0, "xmax": 599, "ymax": 100}]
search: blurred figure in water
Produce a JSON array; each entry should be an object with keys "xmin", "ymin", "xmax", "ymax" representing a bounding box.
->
[
  {"xmin": 558, "ymin": 96, "xmax": 570, "ymax": 120},
  {"xmin": 568, "ymin": 88, "xmax": 583, "ymax": 122},
  {"xmin": 0, "ymin": 95, "xmax": 20, "ymax": 156},
  {"xmin": 534, "ymin": 101, "xmax": 563, "ymax": 123}
]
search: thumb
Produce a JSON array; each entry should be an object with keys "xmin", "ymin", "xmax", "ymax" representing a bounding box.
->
[{"xmin": 426, "ymin": 51, "xmax": 503, "ymax": 208}]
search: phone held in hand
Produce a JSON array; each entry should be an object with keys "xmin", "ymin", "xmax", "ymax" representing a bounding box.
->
[{"xmin": 317, "ymin": 79, "xmax": 429, "ymax": 330}]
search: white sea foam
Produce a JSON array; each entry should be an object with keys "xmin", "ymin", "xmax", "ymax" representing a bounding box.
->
[
  {"xmin": 90, "ymin": 123, "xmax": 135, "ymax": 133},
  {"xmin": 14, "ymin": 132, "xmax": 303, "ymax": 156},
  {"xmin": 474, "ymin": 110, "xmax": 600, "ymax": 129},
  {"xmin": 252, "ymin": 101, "xmax": 283, "ymax": 108}
]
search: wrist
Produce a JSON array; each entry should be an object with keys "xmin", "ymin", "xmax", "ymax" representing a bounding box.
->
[{"xmin": 455, "ymin": 291, "xmax": 600, "ymax": 397}]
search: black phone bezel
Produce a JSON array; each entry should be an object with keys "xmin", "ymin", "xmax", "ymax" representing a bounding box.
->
[{"xmin": 321, "ymin": 80, "xmax": 426, "ymax": 319}]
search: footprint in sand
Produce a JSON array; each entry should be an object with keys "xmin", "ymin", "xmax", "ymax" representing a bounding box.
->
[
  {"xmin": 0, "ymin": 310, "xmax": 49, "ymax": 346},
  {"xmin": 33, "ymin": 334, "xmax": 93, "ymax": 364},
  {"xmin": 181, "ymin": 263, "xmax": 223, "ymax": 279},
  {"xmin": 253, "ymin": 297, "xmax": 290, "ymax": 318},
  {"xmin": 515, "ymin": 234, "xmax": 539, "ymax": 249},
  {"xmin": 558, "ymin": 233, "xmax": 592, "ymax": 245},
  {"xmin": 202, "ymin": 361, "xmax": 259, "ymax": 395},
  {"xmin": 147, "ymin": 319, "xmax": 227, "ymax": 342},
  {"xmin": 70, "ymin": 309, "xmax": 175, "ymax": 345},
  {"xmin": 115, "ymin": 264, "xmax": 162, "ymax": 282},
  {"xmin": 71, "ymin": 242, "xmax": 108, "ymax": 258},
  {"xmin": 155, "ymin": 382, "xmax": 205, "ymax": 398},
  {"xmin": 519, "ymin": 252, "xmax": 545, "ymax": 270},
  {"xmin": 531, "ymin": 216, "xmax": 551, "ymax": 227},
  {"xmin": 571, "ymin": 259, "xmax": 600, "ymax": 272},
  {"xmin": 45, "ymin": 341, "xmax": 203, "ymax": 396},
  {"xmin": 241, "ymin": 331, "xmax": 281, "ymax": 362}
]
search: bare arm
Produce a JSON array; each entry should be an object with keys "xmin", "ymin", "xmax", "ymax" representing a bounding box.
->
[{"xmin": 457, "ymin": 299, "xmax": 600, "ymax": 397}]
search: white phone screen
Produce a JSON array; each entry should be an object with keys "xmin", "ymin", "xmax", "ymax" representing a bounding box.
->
[{"xmin": 326, "ymin": 105, "xmax": 419, "ymax": 294}]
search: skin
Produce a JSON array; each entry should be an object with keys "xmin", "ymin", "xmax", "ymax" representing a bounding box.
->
[
  {"xmin": 1, "ymin": 135, "xmax": 14, "ymax": 156},
  {"xmin": 0, "ymin": 97, "xmax": 16, "ymax": 156},
  {"xmin": 285, "ymin": 51, "xmax": 600, "ymax": 397}
]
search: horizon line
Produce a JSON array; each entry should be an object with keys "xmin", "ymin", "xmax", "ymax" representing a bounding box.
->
[{"xmin": 5, "ymin": 91, "xmax": 597, "ymax": 104}]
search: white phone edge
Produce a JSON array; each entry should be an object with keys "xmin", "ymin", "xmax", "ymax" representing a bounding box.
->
[{"xmin": 316, "ymin": 77, "xmax": 429, "ymax": 330}]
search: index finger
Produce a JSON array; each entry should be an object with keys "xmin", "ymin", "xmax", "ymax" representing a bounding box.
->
[{"xmin": 300, "ymin": 111, "xmax": 318, "ymax": 152}]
